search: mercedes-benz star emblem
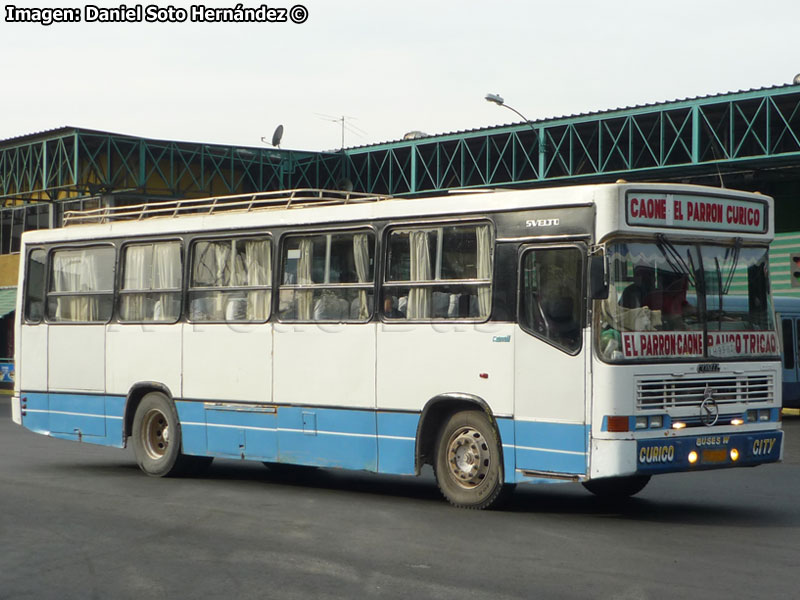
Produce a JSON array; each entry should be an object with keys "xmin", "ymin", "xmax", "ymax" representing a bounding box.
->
[{"xmin": 700, "ymin": 387, "xmax": 719, "ymax": 427}]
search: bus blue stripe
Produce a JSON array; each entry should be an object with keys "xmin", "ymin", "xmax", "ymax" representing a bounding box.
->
[
  {"xmin": 20, "ymin": 391, "xmax": 125, "ymax": 447},
  {"xmin": 23, "ymin": 392, "xmax": 589, "ymax": 479},
  {"xmin": 513, "ymin": 420, "xmax": 588, "ymax": 476}
]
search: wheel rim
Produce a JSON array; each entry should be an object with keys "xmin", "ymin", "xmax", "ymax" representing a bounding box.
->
[
  {"xmin": 140, "ymin": 408, "xmax": 170, "ymax": 460},
  {"xmin": 446, "ymin": 426, "xmax": 491, "ymax": 489}
]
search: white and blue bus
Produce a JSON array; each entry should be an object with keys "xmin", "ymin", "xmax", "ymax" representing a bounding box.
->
[{"xmin": 11, "ymin": 183, "xmax": 784, "ymax": 508}]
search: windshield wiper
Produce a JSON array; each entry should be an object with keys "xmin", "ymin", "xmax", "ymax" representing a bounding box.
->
[
  {"xmin": 656, "ymin": 234, "xmax": 697, "ymax": 289},
  {"xmin": 721, "ymin": 238, "xmax": 742, "ymax": 295}
]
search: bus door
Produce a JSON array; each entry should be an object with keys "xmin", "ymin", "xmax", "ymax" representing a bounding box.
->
[
  {"xmin": 780, "ymin": 316, "xmax": 800, "ymax": 407},
  {"xmin": 513, "ymin": 243, "xmax": 589, "ymax": 477}
]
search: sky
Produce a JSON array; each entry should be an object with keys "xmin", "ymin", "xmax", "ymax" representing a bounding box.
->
[{"xmin": 1, "ymin": 0, "xmax": 799, "ymax": 153}]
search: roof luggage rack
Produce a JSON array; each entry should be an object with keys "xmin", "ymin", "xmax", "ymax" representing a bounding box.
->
[{"xmin": 62, "ymin": 188, "xmax": 392, "ymax": 226}]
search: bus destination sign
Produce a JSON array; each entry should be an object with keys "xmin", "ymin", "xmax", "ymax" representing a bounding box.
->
[
  {"xmin": 621, "ymin": 331, "xmax": 779, "ymax": 359},
  {"xmin": 626, "ymin": 193, "xmax": 767, "ymax": 233}
]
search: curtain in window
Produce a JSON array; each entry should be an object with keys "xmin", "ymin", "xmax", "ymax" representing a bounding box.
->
[
  {"xmin": 53, "ymin": 251, "xmax": 80, "ymax": 320},
  {"xmin": 353, "ymin": 233, "xmax": 370, "ymax": 320},
  {"xmin": 245, "ymin": 239, "xmax": 271, "ymax": 320},
  {"xmin": 297, "ymin": 238, "xmax": 313, "ymax": 320},
  {"xmin": 53, "ymin": 250, "xmax": 102, "ymax": 321},
  {"xmin": 209, "ymin": 242, "xmax": 231, "ymax": 317},
  {"xmin": 408, "ymin": 230, "xmax": 432, "ymax": 319},
  {"xmin": 82, "ymin": 251, "xmax": 104, "ymax": 321},
  {"xmin": 122, "ymin": 245, "xmax": 150, "ymax": 320},
  {"xmin": 153, "ymin": 242, "xmax": 181, "ymax": 320},
  {"xmin": 476, "ymin": 224, "xmax": 491, "ymax": 317}
]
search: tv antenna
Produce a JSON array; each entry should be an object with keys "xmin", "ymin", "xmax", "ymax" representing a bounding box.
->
[
  {"xmin": 316, "ymin": 114, "xmax": 366, "ymax": 150},
  {"xmin": 260, "ymin": 124, "xmax": 284, "ymax": 148}
]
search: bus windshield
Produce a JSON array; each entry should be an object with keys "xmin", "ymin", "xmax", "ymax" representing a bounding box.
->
[{"xmin": 596, "ymin": 240, "xmax": 777, "ymax": 362}]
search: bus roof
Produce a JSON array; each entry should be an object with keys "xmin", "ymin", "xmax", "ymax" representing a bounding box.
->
[{"xmin": 22, "ymin": 182, "xmax": 773, "ymax": 245}]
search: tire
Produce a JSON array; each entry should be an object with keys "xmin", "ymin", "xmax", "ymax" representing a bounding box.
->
[
  {"xmin": 434, "ymin": 409, "xmax": 509, "ymax": 509},
  {"xmin": 131, "ymin": 392, "xmax": 198, "ymax": 477},
  {"xmin": 582, "ymin": 475, "xmax": 651, "ymax": 499}
]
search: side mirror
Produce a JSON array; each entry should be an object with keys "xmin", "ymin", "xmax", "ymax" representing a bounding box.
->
[{"xmin": 589, "ymin": 255, "xmax": 609, "ymax": 300}]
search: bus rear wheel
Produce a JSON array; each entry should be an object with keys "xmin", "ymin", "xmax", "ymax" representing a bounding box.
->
[
  {"xmin": 582, "ymin": 475, "xmax": 651, "ymax": 499},
  {"xmin": 131, "ymin": 392, "xmax": 205, "ymax": 477},
  {"xmin": 434, "ymin": 409, "xmax": 509, "ymax": 509}
]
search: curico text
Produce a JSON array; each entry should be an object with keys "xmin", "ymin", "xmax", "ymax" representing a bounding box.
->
[{"xmin": 639, "ymin": 445, "xmax": 675, "ymax": 464}]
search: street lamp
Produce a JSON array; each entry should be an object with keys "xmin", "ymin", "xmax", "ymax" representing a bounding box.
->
[
  {"xmin": 484, "ymin": 93, "xmax": 534, "ymax": 128},
  {"xmin": 485, "ymin": 93, "xmax": 545, "ymax": 168}
]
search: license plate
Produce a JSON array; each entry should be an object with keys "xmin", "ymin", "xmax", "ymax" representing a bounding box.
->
[{"xmin": 701, "ymin": 449, "xmax": 727, "ymax": 464}]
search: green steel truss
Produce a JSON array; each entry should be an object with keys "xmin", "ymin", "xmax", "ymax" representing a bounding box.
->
[
  {"xmin": 344, "ymin": 84, "xmax": 800, "ymax": 195},
  {"xmin": 3, "ymin": 85, "xmax": 800, "ymax": 204},
  {"xmin": 0, "ymin": 128, "xmax": 342, "ymax": 203}
]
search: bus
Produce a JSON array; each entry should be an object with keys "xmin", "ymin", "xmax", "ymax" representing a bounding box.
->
[
  {"xmin": 11, "ymin": 183, "xmax": 784, "ymax": 509},
  {"xmin": 776, "ymin": 296, "xmax": 800, "ymax": 409}
]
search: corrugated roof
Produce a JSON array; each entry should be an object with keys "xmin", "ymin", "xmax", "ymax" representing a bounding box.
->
[
  {"xmin": 346, "ymin": 82, "xmax": 800, "ymax": 151},
  {"xmin": 0, "ymin": 126, "xmax": 327, "ymax": 157}
]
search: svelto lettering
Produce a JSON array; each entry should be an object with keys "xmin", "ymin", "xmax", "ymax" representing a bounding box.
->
[{"xmin": 639, "ymin": 445, "xmax": 675, "ymax": 464}]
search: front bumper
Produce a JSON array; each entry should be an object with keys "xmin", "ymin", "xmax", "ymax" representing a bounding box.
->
[{"xmin": 636, "ymin": 429, "xmax": 783, "ymax": 474}]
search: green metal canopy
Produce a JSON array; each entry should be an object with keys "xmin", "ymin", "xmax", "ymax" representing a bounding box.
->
[{"xmin": 0, "ymin": 288, "xmax": 17, "ymax": 318}]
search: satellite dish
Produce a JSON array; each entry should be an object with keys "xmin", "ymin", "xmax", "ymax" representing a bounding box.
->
[
  {"xmin": 271, "ymin": 124, "xmax": 284, "ymax": 148},
  {"xmin": 794, "ymin": 73, "xmax": 800, "ymax": 85},
  {"xmin": 337, "ymin": 177, "xmax": 354, "ymax": 192}
]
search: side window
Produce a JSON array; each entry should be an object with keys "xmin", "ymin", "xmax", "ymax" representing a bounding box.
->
[
  {"xmin": 278, "ymin": 231, "xmax": 374, "ymax": 322},
  {"xmin": 383, "ymin": 223, "xmax": 492, "ymax": 320},
  {"xmin": 47, "ymin": 246, "xmax": 115, "ymax": 323},
  {"xmin": 520, "ymin": 246, "xmax": 584, "ymax": 352},
  {"xmin": 24, "ymin": 248, "xmax": 47, "ymax": 323},
  {"xmin": 119, "ymin": 241, "xmax": 182, "ymax": 322},
  {"xmin": 189, "ymin": 237, "xmax": 272, "ymax": 322}
]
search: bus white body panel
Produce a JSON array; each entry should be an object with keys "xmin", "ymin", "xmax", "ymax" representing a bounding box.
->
[
  {"xmin": 274, "ymin": 323, "xmax": 375, "ymax": 409},
  {"xmin": 19, "ymin": 324, "xmax": 47, "ymax": 391},
  {"xmin": 48, "ymin": 325, "xmax": 105, "ymax": 392},
  {"xmin": 106, "ymin": 324, "xmax": 182, "ymax": 398},
  {"xmin": 183, "ymin": 323, "xmax": 271, "ymax": 403},
  {"xmin": 376, "ymin": 323, "xmax": 515, "ymax": 414}
]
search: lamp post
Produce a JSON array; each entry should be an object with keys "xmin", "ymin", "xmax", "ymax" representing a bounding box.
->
[
  {"xmin": 484, "ymin": 93, "xmax": 535, "ymax": 127},
  {"xmin": 485, "ymin": 93, "xmax": 545, "ymax": 174}
]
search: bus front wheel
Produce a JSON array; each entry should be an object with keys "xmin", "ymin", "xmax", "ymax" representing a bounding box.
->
[
  {"xmin": 434, "ymin": 409, "xmax": 509, "ymax": 509},
  {"xmin": 582, "ymin": 475, "xmax": 651, "ymax": 499},
  {"xmin": 131, "ymin": 392, "xmax": 204, "ymax": 477}
]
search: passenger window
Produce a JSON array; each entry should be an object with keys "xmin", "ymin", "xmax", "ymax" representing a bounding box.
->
[
  {"xmin": 47, "ymin": 246, "xmax": 115, "ymax": 322},
  {"xmin": 189, "ymin": 237, "xmax": 272, "ymax": 322},
  {"xmin": 279, "ymin": 231, "xmax": 374, "ymax": 322},
  {"xmin": 520, "ymin": 246, "xmax": 584, "ymax": 352},
  {"xmin": 383, "ymin": 223, "xmax": 492, "ymax": 320},
  {"xmin": 119, "ymin": 241, "xmax": 182, "ymax": 322},
  {"xmin": 24, "ymin": 249, "xmax": 47, "ymax": 323}
]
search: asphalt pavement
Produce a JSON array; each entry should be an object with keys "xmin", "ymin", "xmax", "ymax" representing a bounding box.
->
[{"xmin": 1, "ymin": 397, "xmax": 799, "ymax": 600}]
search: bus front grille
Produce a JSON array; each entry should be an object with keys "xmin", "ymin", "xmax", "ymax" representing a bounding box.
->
[{"xmin": 636, "ymin": 374, "xmax": 773, "ymax": 410}]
